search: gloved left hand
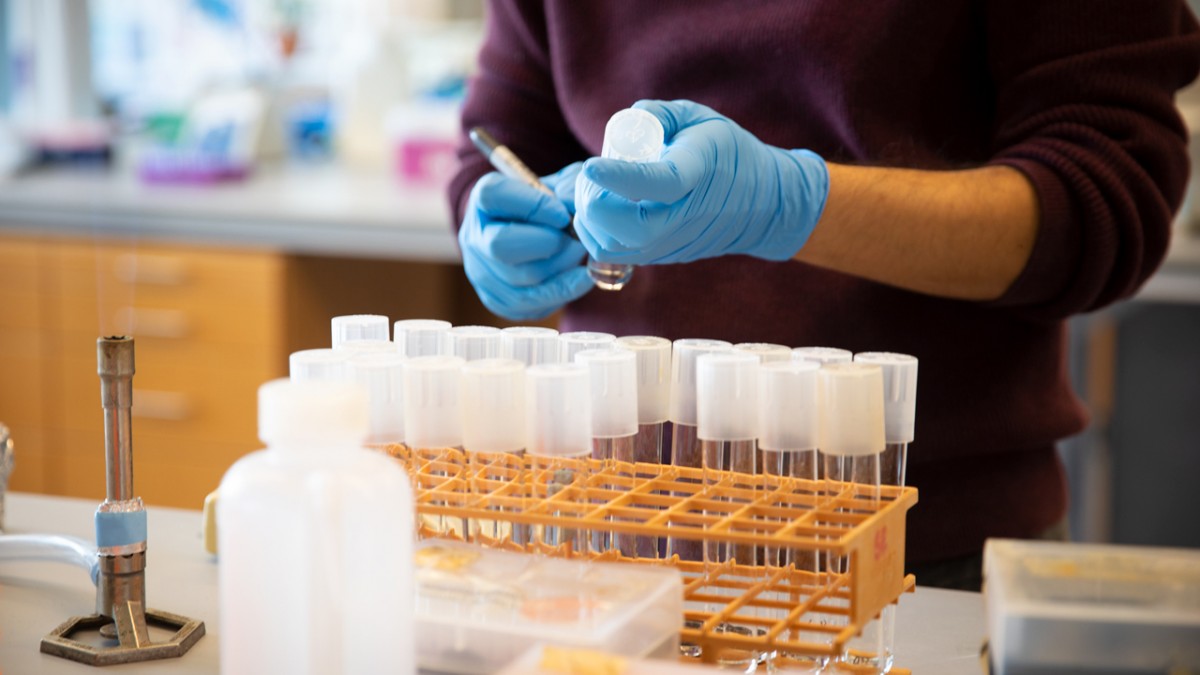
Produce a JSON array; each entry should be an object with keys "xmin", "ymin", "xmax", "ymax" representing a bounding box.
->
[{"xmin": 573, "ymin": 99, "xmax": 830, "ymax": 265}]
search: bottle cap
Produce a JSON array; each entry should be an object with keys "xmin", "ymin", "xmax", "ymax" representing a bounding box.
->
[
  {"xmin": 758, "ymin": 360, "xmax": 820, "ymax": 451},
  {"xmin": 502, "ymin": 326, "xmax": 560, "ymax": 365},
  {"xmin": 448, "ymin": 325, "xmax": 503, "ymax": 361},
  {"xmin": 394, "ymin": 319, "xmax": 451, "ymax": 357},
  {"xmin": 696, "ymin": 353, "xmax": 759, "ymax": 442},
  {"xmin": 402, "ymin": 355, "xmax": 465, "ymax": 449},
  {"xmin": 734, "ymin": 342, "xmax": 793, "ymax": 364},
  {"xmin": 559, "ymin": 331, "xmax": 616, "ymax": 364},
  {"xmin": 793, "ymin": 346, "xmax": 853, "ymax": 365},
  {"xmin": 289, "ymin": 348, "xmax": 349, "ymax": 382},
  {"xmin": 462, "ymin": 358, "xmax": 526, "ymax": 453},
  {"xmin": 258, "ymin": 378, "xmax": 368, "ymax": 445},
  {"xmin": 525, "ymin": 363, "xmax": 591, "ymax": 457},
  {"xmin": 669, "ymin": 338, "xmax": 732, "ymax": 426},
  {"xmin": 336, "ymin": 339, "xmax": 396, "ymax": 355},
  {"xmin": 331, "ymin": 314, "xmax": 389, "ymax": 349},
  {"xmin": 346, "ymin": 352, "xmax": 405, "ymax": 444},
  {"xmin": 602, "ymin": 108, "xmax": 665, "ymax": 162},
  {"xmin": 854, "ymin": 352, "xmax": 918, "ymax": 443},
  {"xmin": 575, "ymin": 348, "xmax": 638, "ymax": 438},
  {"xmin": 819, "ymin": 363, "xmax": 885, "ymax": 457},
  {"xmin": 614, "ymin": 335, "xmax": 671, "ymax": 424}
]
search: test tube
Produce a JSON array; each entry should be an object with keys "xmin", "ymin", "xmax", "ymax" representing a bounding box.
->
[
  {"xmin": 793, "ymin": 346, "xmax": 853, "ymax": 365},
  {"xmin": 331, "ymin": 314, "xmax": 389, "ymax": 349},
  {"xmin": 819, "ymin": 362, "xmax": 886, "ymax": 672},
  {"xmin": 525, "ymin": 363, "xmax": 592, "ymax": 554},
  {"xmin": 614, "ymin": 335, "xmax": 672, "ymax": 559},
  {"xmin": 289, "ymin": 348, "xmax": 349, "ymax": 382},
  {"xmin": 461, "ymin": 358, "xmax": 526, "ymax": 545},
  {"xmin": 403, "ymin": 355, "xmax": 466, "ymax": 537},
  {"xmin": 585, "ymin": 108, "xmax": 666, "ymax": 291},
  {"xmin": 667, "ymin": 338, "xmax": 732, "ymax": 560},
  {"xmin": 575, "ymin": 348, "xmax": 638, "ymax": 555},
  {"xmin": 447, "ymin": 325, "xmax": 503, "ymax": 361},
  {"xmin": 559, "ymin": 331, "xmax": 616, "ymax": 363},
  {"xmin": 394, "ymin": 319, "xmax": 451, "ymax": 357},
  {"xmin": 733, "ymin": 342, "xmax": 793, "ymax": 364},
  {"xmin": 345, "ymin": 351, "xmax": 405, "ymax": 446},
  {"xmin": 502, "ymin": 326, "xmax": 560, "ymax": 365}
]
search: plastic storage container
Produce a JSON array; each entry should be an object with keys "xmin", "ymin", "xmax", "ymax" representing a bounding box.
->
[
  {"xmin": 984, "ymin": 538, "xmax": 1200, "ymax": 675},
  {"xmin": 414, "ymin": 539, "xmax": 681, "ymax": 674}
]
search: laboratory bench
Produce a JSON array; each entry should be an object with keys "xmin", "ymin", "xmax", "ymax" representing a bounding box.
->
[{"xmin": 0, "ymin": 492, "xmax": 988, "ymax": 674}]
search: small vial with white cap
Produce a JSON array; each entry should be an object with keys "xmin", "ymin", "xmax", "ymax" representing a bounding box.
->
[
  {"xmin": 585, "ymin": 107, "xmax": 666, "ymax": 292},
  {"xmin": 525, "ymin": 363, "xmax": 592, "ymax": 553},
  {"xmin": 793, "ymin": 346, "xmax": 853, "ymax": 366},
  {"xmin": 289, "ymin": 348, "xmax": 349, "ymax": 382},
  {"xmin": 502, "ymin": 326, "xmax": 560, "ymax": 365},
  {"xmin": 331, "ymin": 314, "xmax": 390, "ymax": 349},
  {"xmin": 345, "ymin": 352, "xmax": 405, "ymax": 447},
  {"xmin": 462, "ymin": 358, "xmax": 527, "ymax": 544},
  {"xmin": 667, "ymin": 338, "xmax": 732, "ymax": 560},
  {"xmin": 447, "ymin": 325, "xmax": 503, "ymax": 361},
  {"xmin": 403, "ymin": 355, "xmax": 465, "ymax": 537},
  {"xmin": 575, "ymin": 347, "xmax": 638, "ymax": 554},
  {"xmin": 394, "ymin": 319, "xmax": 451, "ymax": 357},
  {"xmin": 734, "ymin": 342, "xmax": 793, "ymax": 364},
  {"xmin": 558, "ymin": 331, "xmax": 616, "ymax": 363},
  {"xmin": 614, "ymin": 335, "xmax": 672, "ymax": 559}
]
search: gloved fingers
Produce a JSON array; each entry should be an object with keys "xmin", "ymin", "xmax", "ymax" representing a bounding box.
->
[
  {"xmin": 471, "ymin": 263, "xmax": 593, "ymax": 322},
  {"xmin": 581, "ymin": 150, "xmax": 704, "ymax": 204},
  {"xmin": 469, "ymin": 234, "xmax": 587, "ymax": 287},
  {"xmin": 575, "ymin": 180, "xmax": 675, "ymax": 251},
  {"xmin": 473, "ymin": 172, "xmax": 571, "ymax": 228},
  {"xmin": 478, "ymin": 221, "xmax": 572, "ymax": 265},
  {"xmin": 631, "ymin": 99, "xmax": 725, "ymax": 143},
  {"xmin": 541, "ymin": 161, "xmax": 584, "ymax": 214}
]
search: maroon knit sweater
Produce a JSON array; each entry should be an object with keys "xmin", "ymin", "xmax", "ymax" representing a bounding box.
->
[{"xmin": 448, "ymin": 1, "xmax": 1200, "ymax": 563}]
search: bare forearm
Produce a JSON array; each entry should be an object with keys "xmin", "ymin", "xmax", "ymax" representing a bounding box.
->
[{"xmin": 797, "ymin": 164, "xmax": 1039, "ymax": 301}]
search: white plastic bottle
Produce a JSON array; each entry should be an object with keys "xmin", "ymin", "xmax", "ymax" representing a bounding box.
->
[{"xmin": 217, "ymin": 379, "xmax": 415, "ymax": 675}]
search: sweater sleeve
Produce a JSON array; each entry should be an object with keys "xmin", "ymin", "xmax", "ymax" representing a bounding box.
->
[
  {"xmin": 446, "ymin": 0, "xmax": 588, "ymax": 231},
  {"xmin": 985, "ymin": 0, "xmax": 1200, "ymax": 320}
]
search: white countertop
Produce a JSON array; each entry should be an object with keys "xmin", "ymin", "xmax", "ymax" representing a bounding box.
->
[{"xmin": 0, "ymin": 492, "xmax": 988, "ymax": 674}]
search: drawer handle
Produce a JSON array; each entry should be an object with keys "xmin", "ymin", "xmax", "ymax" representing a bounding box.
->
[
  {"xmin": 114, "ymin": 253, "xmax": 188, "ymax": 286},
  {"xmin": 132, "ymin": 390, "xmax": 191, "ymax": 421},
  {"xmin": 114, "ymin": 307, "xmax": 190, "ymax": 339}
]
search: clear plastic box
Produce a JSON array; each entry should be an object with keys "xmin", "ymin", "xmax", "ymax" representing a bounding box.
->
[
  {"xmin": 984, "ymin": 539, "xmax": 1200, "ymax": 674},
  {"xmin": 415, "ymin": 540, "xmax": 682, "ymax": 674}
]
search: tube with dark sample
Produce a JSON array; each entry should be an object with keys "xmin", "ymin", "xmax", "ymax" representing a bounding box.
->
[
  {"xmin": 394, "ymin": 319, "xmax": 451, "ymax": 357},
  {"xmin": 575, "ymin": 347, "xmax": 638, "ymax": 555},
  {"xmin": 525, "ymin": 363, "xmax": 592, "ymax": 554},
  {"xmin": 462, "ymin": 358, "xmax": 527, "ymax": 545},
  {"xmin": 403, "ymin": 355, "xmax": 466, "ymax": 538},
  {"xmin": 502, "ymin": 326, "xmax": 560, "ymax": 365}
]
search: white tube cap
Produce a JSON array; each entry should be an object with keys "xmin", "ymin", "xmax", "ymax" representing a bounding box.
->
[
  {"xmin": 819, "ymin": 363, "xmax": 885, "ymax": 457},
  {"xmin": 696, "ymin": 353, "xmax": 759, "ymax": 442},
  {"xmin": 331, "ymin": 314, "xmax": 389, "ymax": 349},
  {"xmin": 345, "ymin": 352, "xmax": 405, "ymax": 444},
  {"xmin": 575, "ymin": 348, "xmax": 638, "ymax": 439},
  {"xmin": 448, "ymin": 325, "xmax": 503, "ymax": 361},
  {"xmin": 289, "ymin": 348, "xmax": 349, "ymax": 382},
  {"xmin": 614, "ymin": 336, "xmax": 671, "ymax": 425},
  {"xmin": 793, "ymin": 346, "xmax": 853, "ymax": 365},
  {"xmin": 758, "ymin": 360, "xmax": 821, "ymax": 452},
  {"xmin": 462, "ymin": 358, "xmax": 526, "ymax": 453},
  {"xmin": 336, "ymin": 339, "xmax": 396, "ymax": 355},
  {"xmin": 394, "ymin": 319, "xmax": 451, "ymax": 357},
  {"xmin": 502, "ymin": 326, "xmax": 560, "ymax": 365},
  {"xmin": 669, "ymin": 338, "xmax": 732, "ymax": 426},
  {"xmin": 559, "ymin": 331, "xmax": 616, "ymax": 363},
  {"xmin": 525, "ymin": 363, "xmax": 591, "ymax": 458},
  {"xmin": 734, "ymin": 342, "xmax": 793, "ymax": 364},
  {"xmin": 602, "ymin": 108, "xmax": 665, "ymax": 162},
  {"xmin": 258, "ymin": 378, "xmax": 368, "ymax": 446},
  {"xmin": 402, "ymin": 355, "xmax": 464, "ymax": 449},
  {"xmin": 854, "ymin": 352, "xmax": 918, "ymax": 443}
]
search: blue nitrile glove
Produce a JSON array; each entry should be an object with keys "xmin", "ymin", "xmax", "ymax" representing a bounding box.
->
[
  {"xmin": 459, "ymin": 162, "xmax": 592, "ymax": 321},
  {"xmin": 574, "ymin": 100, "xmax": 829, "ymax": 265}
]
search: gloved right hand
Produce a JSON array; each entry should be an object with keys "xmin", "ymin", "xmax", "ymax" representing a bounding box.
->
[{"xmin": 458, "ymin": 163, "xmax": 593, "ymax": 321}]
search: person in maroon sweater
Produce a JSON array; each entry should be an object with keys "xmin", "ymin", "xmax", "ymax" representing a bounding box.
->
[{"xmin": 448, "ymin": 1, "xmax": 1200, "ymax": 588}]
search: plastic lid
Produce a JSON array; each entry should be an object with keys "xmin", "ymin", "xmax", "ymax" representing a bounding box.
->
[
  {"xmin": 402, "ymin": 355, "xmax": 465, "ymax": 449},
  {"xmin": 575, "ymin": 348, "xmax": 638, "ymax": 438},
  {"xmin": 668, "ymin": 338, "xmax": 733, "ymax": 425},
  {"xmin": 336, "ymin": 339, "xmax": 396, "ymax": 355},
  {"xmin": 614, "ymin": 335, "xmax": 671, "ymax": 424},
  {"xmin": 818, "ymin": 363, "xmax": 885, "ymax": 457},
  {"xmin": 394, "ymin": 319, "xmax": 451, "ymax": 357},
  {"xmin": 696, "ymin": 353, "xmax": 759, "ymax": 442},
  {"xmin": 345, "ymin": 352, "xmax": 405, "ymax": 444},
  {"xmin": 289, "ymin": 348, "xmax": 349, "ymax": 382},
  {"xmin": 448, "ymin": 325, "xmax": 503, "ymax": 361},
  {"xmin": 559, "ymin": 331, "xmax": 616, "ymax": 363},
  {"xmin": 734, "ymin": 342, "xmax": 793, "ymax": 364},
  {"xmin": 854, "ymin": 352, "xmax": 918, "ymax": 443},
  {"xmin": 462, "ymin": 358, "xmax": 526, "ymax": 453},
  {"xmin": 525, "ymin": 363, "xmax": 592, "ymax": 457},
  {"xmin": 331, "ymin": 314, "xmax": 389, "ymax": 349},
  {"xmin": 258, "ymin": 378, "xmax": 369, "ymax": 446},
  {"xmin": 758, "ymin": 360, "xmax": 821, "ymax": 451},
  {"xmin": 602, "ymin": 108, "xmax": 665, "ymax": 163},
  {"xmin": 502, "ymin": 326, "xmax": 560, "ymax": 366},
  {"xmin": 793, "ymin": 346, "xmax": 853, "ymax": 365}
]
